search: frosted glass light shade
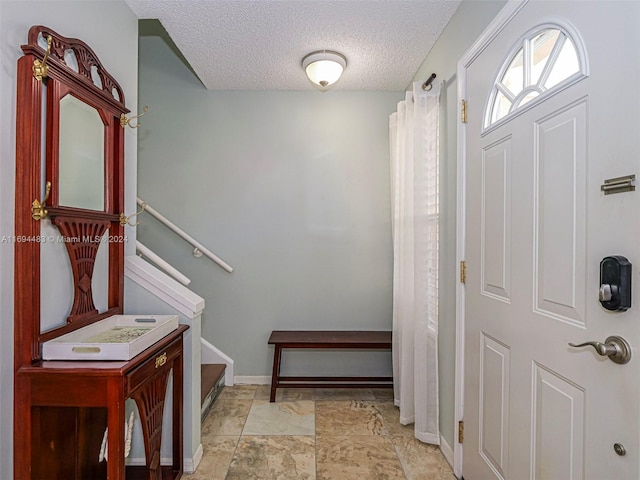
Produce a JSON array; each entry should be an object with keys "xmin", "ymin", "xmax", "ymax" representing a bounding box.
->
[{"xmin": 302, "ymin": 51, "xmax": 347, "ymax": 90}]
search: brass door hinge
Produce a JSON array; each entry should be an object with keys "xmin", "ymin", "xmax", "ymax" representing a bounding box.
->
[
  {"xmin": 461, "ymin": 99, "xmax": 468, "ymax": 123},
  {"xmin": 460, "ymin": 261, "xmax": 467, "ymax": 284},
  {"xmin": 458, "ymin": 420, "xmax": 464, "ymax": 443}
]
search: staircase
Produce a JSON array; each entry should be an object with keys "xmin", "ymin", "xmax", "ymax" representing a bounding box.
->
[
  {"xmin": 201, "ymin": 364, "xmax": 226, "ymax": 422},
  {"xmin": 125, "ymin": 247, "xmax": 234, "ymax": 473}
]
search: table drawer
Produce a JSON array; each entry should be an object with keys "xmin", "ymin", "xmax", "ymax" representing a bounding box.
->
[{"xmin": 126, "ymin": 337, "xmax": 182, "ymax": 395}]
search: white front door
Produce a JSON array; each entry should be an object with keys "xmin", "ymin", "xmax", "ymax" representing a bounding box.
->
[{"xmin": 462, "ymin": 1, "xmax": 640, "ymax": 479}]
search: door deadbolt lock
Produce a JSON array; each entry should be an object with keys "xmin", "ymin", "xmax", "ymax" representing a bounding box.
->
[{"xmin": 600, "ymin": 256, "xmax": 631, "ymax": 311}]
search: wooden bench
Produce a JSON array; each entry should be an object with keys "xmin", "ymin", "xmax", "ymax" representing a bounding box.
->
[{"xmin": 267, "ymin": 330, "xmax": 393, "ymax": 402}]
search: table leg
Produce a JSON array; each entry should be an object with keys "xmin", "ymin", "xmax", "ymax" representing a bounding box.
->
[
  {"xmin": 270, "ymin": 345, "xmax": 282, "ymax": 402},
  {"xmin": 14, "ymin": 376, "xmax": 31, "ymax": 480},
  {"xmin": 172, "ymin": 353, "xmax": 184, "ymax": 474},
  {"xmin": 107, "ymin": 386, "xmax": 126, "ymax": 480}
]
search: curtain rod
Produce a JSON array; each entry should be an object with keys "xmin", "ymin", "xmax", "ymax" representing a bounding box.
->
[{"xmin": 422, "ymin": 73, "xmax": 436, "ymax": 91}]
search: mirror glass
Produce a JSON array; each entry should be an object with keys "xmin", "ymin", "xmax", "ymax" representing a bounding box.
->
[{"xmin": 58, "ymin": 95, "xmax": 105, "ymax": 210}]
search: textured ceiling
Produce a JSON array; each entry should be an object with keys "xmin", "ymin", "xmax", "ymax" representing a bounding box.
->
[{"xmin": 125, "ymin": 0, "xmax": 462, "ymax": 91}]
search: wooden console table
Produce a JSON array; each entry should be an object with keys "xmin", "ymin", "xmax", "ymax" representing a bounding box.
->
[
  {"xmin": 13, "ymin": 26, "xmax": 189, "ymax": 480},
  {"xmin": 268, "ymin": 330, "xmax": 393, "ymax": 402},
  {"xmin": 15, "ymin": 325, "xmax": 188, "ymax": 480}
]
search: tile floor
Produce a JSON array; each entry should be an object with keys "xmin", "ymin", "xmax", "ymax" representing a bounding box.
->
[{"xmin": 186, "ymin": 385, "xmax": 456, "ymax": 480}]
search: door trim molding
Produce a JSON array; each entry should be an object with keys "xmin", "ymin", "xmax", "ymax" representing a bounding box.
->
[{"xmin": 454, "ymin": 0, "xmax": 528, "ymax": 477}]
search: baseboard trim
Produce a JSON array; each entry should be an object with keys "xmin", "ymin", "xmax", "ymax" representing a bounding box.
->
[
  {"xmin": 126, "ymin": 447, "xmax": 202, "ymax": 473},
  {"xmin": 185, "ymin": 444, "xmax": 203, "ymax": 473},
  {"xmin": 126, "ymin": 457, "xmax": 171, "ymax": 467},
  {"xmin": 201, "ymin": 338, "xmax": 235, "ymax": 386},
  {"xmin": 234, "ymin": 375, "xmax": 271, "ymax": 385},
  {"xmin": 439, "ymin": 434, "xmax": 454, "ymax": 469}
]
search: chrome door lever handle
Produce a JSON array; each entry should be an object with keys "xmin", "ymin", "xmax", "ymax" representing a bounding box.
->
[
  {"xmin": 568, "ymin": 340, "xmax": 616, "ymax": 356},
  {"xmin": 569, "ymin": 335, "xmax": 631, "ymax": 364}
]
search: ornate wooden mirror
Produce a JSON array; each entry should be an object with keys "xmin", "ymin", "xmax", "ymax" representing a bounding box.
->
[
  {"xmin": 14, "ymin": 27, "xmax": 187, "ymax": 480},
  {"xmin": 15, "ymin": 24, "xmax": 129, "ymax": 365}
]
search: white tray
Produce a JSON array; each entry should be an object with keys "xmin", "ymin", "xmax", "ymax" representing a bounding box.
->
[{"xmin": 42, "ymin": 314, "xmax": 179, "ymax": 361}]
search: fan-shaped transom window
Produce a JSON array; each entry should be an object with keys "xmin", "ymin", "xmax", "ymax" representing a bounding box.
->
[{"xmin": 484, "ymin": 24, "xmax": 587, "ymax": 130}]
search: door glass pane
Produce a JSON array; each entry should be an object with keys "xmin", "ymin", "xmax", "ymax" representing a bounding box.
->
[
  {"xmin": 544, "ymin": 37, "xmax": 580, "ymax": 89},
  {"xmin": 484, "ymin": 26, "xmax": 585, "ymax": 130},
  {"xmin": 531, "ymin": 29, "xmax": 560, "ymax": 85},
  {"xmin": 501, "ymin": 48, "xmax": 524, "ymax": 96},
  {"xmin": 491, "ymin": 91, "xmax": 513, "ymax": 124}
]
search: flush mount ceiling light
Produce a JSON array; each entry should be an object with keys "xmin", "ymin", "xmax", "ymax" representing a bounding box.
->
[{"xmin": 302, "ymin": 50, "xmax": 347, "ymax": 90}]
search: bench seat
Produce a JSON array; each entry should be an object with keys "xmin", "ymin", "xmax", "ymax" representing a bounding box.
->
[{"xmin": 267, "ymin": 330, "xmax": 393, "ymax": 402}]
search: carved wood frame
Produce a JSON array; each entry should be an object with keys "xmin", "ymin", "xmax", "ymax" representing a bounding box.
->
[{"xmin": 14, "ymin": 25, "xmax": 129, "ymax": 366}]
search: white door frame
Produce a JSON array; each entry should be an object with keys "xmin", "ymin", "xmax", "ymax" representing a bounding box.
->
[{"xmin": 453, "ymin": 1, "xmax": 528, "ymax": 477}]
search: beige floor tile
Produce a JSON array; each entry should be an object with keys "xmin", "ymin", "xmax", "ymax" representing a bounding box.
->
[
  {"xmin": 218, "ymin": 385, "xmax": 258, "ymax": 400},
  {"xmin": 316, "ymin": 401, "xmax": 385, "ymax": 435},
  {"xmin": 184, "ymin": 436, "xmax": 238, "ymax": 480},
  {"xmin": 313, "ymin": 388, "xmax": 376, "ymax": 401},
  {"xmin": 253, "ymin": 385, "xmax": 272, "ymax": 400},
  {"xmin": 201, "ymin": 399, "xmax": 252, "ymax": 436},
  {"xmin": 192, "ymin": 387, "xmax": 457, "ymax": 480},
  {"xmin": 316, "ymin": 435, "xmax": 405, "ymax": 480},
  {"xmin": 254, "ymin": 385, "xmax": 315, "ymax": 401},
  {"xmin": 371, "ymin": 388, "xmax": 395, "ymax": 401},
  {"xmin": 392, "ymin": 435, "xmax": 456, "ymax": 480},
  {"xmin": 242, "ymin": 400, "xmax": 315, "ymax": 435},
  {"xmin": 375, "ymin": 402, "xmax": 415, "ymax": 436},
  {"xmin": 225, "ymin": 435, "xmax": 316, "ymax": 480}
]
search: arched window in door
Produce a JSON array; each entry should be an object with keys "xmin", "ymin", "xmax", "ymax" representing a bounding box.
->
[{"xmin": 484, "ymin": 23, "xmax": 588, "ymax": 131}]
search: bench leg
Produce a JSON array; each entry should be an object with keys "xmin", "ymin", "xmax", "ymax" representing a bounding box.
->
[{"xmin": 270, "ymin": 345, "xmax": 282, "ymax": 402}]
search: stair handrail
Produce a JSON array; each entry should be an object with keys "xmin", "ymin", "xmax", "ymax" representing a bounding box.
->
[
  {"xmin": 135, "ymin": 241, "xmax": 191, "ymax": 285},
  {"xmin": 136, "ymin": 197, "xmax": 234, "ymax": 273}
]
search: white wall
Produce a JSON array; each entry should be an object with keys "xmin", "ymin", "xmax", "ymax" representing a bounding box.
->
[
  {"xmin": 0, "ymin": 2, "xmax": 138, "ymax": 476},
  {"xmin": 125, "ymin": 278, "xmax": 202, "ymax": 470},
  {"xmin": 137, "ymin": 33, "xmax": 402, "ymax": 379},
  {"xmin": 409, "ymin": 0, "xmax": 507, "ymax": 449}
]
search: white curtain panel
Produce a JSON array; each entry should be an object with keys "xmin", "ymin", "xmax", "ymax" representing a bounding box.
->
[{"xmin": 389, "ymin": 81, "xmax": 440, "ymax": 444}]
